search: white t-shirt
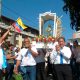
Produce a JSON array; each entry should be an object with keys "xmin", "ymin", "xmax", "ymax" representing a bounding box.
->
[
  {"xmin": 0, "ymin": 48, "xmax": 3, "ymax": 69},
  {"xmin": 16, "ymin": 47, "xmax": 38, "ymax": 66},
  {"xmin": 15, "ymin": 52, "xmax": 19, "ymax": 59}
]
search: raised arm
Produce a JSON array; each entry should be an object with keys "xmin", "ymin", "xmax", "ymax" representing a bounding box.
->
[{"xmin": 0, "ymin": 27, "xmax": 11, "ymax": 44}]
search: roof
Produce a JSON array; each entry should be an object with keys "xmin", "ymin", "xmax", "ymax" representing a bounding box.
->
[{"xmin": 1, "ymin": 15, "xmax": 39, "ymax": 31}]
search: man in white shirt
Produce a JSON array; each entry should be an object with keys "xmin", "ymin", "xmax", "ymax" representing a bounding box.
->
[
  {"xmin": 14, "ymin": 37, "xmax": 38, "ymax": 80},
  {"xmin": 53, "ymin": 37, "xmax": 72, "ymax": 80}
]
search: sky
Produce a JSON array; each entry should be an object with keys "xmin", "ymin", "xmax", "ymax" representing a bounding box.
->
[{"xmin": 1, "ymin": 0, "xmax": 75, "ymax": 41}]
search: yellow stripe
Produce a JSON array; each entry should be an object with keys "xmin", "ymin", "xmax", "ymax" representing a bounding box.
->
[{"xmin": 17, "ymin": 18, "xmax": 27, "ymax": 29}]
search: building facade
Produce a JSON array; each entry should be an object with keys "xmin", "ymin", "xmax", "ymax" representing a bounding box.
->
[{"xmin": 0, "ymin": 15, "xmax": 39, "ymax": 48}]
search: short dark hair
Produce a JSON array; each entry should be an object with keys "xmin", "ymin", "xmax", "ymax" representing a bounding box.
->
[
  {"xmin": 58, "ymin": 37, "xmax": 65, "ymax": 42},
  {"xmin": 73, "ymin": 40, "xmax": 78, "ymax": 45}
]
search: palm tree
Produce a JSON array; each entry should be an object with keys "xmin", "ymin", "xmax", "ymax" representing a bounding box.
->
[{"xmin": 63, "ymin": 0, "xmax": 80, "ymax": 31}]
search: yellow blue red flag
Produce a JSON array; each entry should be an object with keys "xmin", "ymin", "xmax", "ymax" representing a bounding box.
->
[
  {"xmin": 12, "ymin": 17, "xmax": 27, "ymax": 32},
  {"xmin": 17, "ymin": 17, "xmax": 27, "ymax": 29},
  {"xmin": 12, "ymin": 23, "xmax": 22, "ymax": 32}
]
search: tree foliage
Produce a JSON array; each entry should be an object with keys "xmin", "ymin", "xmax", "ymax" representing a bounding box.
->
[{"xmin": 63, "ymin": 0, "xmax": 80, "ymax": 31}]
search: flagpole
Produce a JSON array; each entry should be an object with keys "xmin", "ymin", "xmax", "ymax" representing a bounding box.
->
[{"xmin": 11, "ymin": 22, "xmax": 16, "ymax": 47}]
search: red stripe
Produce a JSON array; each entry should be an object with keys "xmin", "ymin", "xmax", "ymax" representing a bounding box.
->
[{"xmin": 13, "ymin": 23, "xmax": 21, "ymax": 32}]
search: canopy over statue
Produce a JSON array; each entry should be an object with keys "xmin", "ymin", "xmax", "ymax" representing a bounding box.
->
[{"xmin": 39, "ymin": 11, "xmax": 62, "ymax": 38}]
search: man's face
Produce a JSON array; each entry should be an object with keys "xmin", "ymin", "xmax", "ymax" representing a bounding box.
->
[
  {"xmin": 24, "ymin": 38, "xmax": 30, "ymax": 48},
  {"xmin": 52, "ymin": 38, "xmax": 55, "ymax": 43},
  {"xmin": 9, "ymin": 46, "xmax": 14, "ymax": 51},
  {"xmin": 73, "ymin": 42, "xmax": 77, "ymax": 47},
  {"xmin": 58, "ymin": 38, "xmax": 65, "ymax": 48}
]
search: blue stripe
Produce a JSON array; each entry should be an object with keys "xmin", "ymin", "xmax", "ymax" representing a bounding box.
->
[{"xmin": 15, "ymin": 23, "xmax": 23, "ymax": 31}]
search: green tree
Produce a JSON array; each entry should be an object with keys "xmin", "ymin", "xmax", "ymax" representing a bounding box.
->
[{"xmin": 63, "ymin": 0, "xmax": 80, "ymax": 31}]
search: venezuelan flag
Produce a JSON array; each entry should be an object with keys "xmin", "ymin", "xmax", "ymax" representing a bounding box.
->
[
  {"xmin": 12, "ymin": 23, "xmax": 23, "ymax": 32},
  {"xmin": 17, "ymin": 17, "xmax": 27, "ymax": 29}
]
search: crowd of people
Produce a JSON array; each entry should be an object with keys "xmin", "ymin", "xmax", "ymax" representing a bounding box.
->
[{"xmin": 0, "ymin": 27, "xmax": 80, "ymax": 80}]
